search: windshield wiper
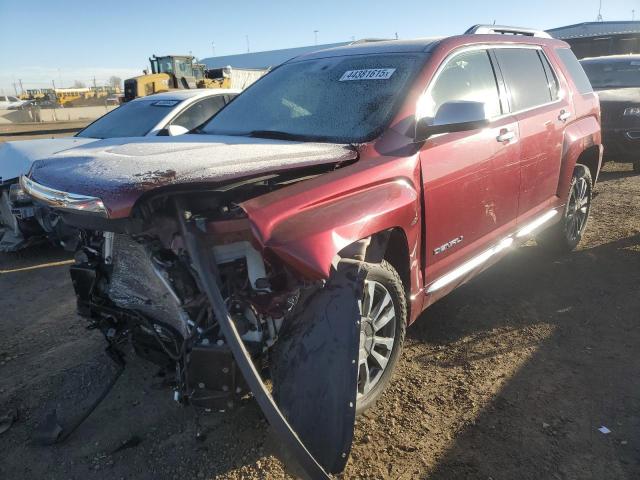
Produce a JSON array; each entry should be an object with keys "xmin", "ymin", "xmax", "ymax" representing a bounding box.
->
[{"xmin": 247, "ymin": 130, "xmax": 319, "ymax": 141}]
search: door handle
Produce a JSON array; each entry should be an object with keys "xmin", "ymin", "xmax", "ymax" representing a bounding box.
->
[
  {"xmin": 496, "ymin": 130, "xmax": 515, "ymax": 142},
  {"xmin": 558, "ymin": 109, "xmax": 571, "ymax": 122}
]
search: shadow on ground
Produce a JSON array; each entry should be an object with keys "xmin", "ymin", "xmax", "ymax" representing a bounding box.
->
[{"xmin": 409, "ymin": 233, "xmax": 640, "ymax": 479}]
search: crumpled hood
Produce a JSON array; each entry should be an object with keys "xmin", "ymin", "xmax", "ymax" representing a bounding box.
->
[
  {"xmin": 0, "ymin": 137, "xmax": 96, "ymax": 184},
  {"xmin": 29, "ymin": 134, "xmax": 357, "ymax": 219}
]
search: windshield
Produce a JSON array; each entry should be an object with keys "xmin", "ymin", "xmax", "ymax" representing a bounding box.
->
[
  {"xmin": 200, "ymin": 54, "xmax": 423, "ymax": 143},
  {"xmin": 581, "ymin": 59, "xmax": 640, "ymax": 89},
  {"xmin": 76, "ymin": 99, "xmax": 183, "ymax": 138}
]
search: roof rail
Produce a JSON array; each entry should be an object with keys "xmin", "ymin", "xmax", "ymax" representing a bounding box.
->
[{"xmin": 465, "ymin": 24, "xmax": 552, "ymax": 39}]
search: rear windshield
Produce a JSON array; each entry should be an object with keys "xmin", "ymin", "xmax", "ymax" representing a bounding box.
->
[
  {"xmin": 580, "ymin": 58, "xmax": 640, "ymax": 89},
  {"xmin": 200, "ymin": 54, "xmax": 424, "ymax": 143},
  {"xmin": 77, "ymin": 99, "xmax": 183, "ymax": 138}
]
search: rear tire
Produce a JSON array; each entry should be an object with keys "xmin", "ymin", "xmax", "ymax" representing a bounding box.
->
[
  {"xmin": 537, "ymin": 164, "xmax": 592, "ymax": 253},
  {"xmin": 356, "ymin": 260, "xmax": 407, "ymax": 415}
]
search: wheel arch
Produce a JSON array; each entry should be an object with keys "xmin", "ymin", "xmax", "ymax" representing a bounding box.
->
[
  {"xmin": 336, "ymin": 227, "xmax": 413, "ymax": 323},
  {"xmin": 557, "ymin": 117, "xmax": 603, "ymax": 199},
  {"xmin": 576, "ymin": 144, "xmax": 601, "ymax": 184}
]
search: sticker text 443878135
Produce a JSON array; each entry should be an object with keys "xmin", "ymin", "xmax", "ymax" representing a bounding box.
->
[{"xmin": 339, "ymin": 68, "xmax": 396, "ymax": 81}]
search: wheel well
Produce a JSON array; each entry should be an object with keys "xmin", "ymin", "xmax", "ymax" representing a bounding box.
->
[
  {"xmin": 382, "ymin": 229, "xmax": 410, "ymax": 292},
  {"xmin": 576, "ymin": 145, "xmax": 601, "ymax": 184},
  {"xmin": 340, "ymin": 228, "xmax": 411, "ymax": 311}
]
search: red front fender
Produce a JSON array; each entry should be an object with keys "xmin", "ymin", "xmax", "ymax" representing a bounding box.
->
[{"xmin": 242, "ymin": 164, "xmax": 421, "ymax": 280}]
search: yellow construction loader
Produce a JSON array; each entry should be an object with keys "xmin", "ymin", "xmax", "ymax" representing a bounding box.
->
[{"xmin": 124, "ymin": 54, "xmax": 267, "ymax": 101}]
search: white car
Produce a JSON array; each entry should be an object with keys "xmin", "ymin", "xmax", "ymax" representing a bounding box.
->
[
  {"xmin": 0, "ymin": 89, "xmax": 240, "ymax": 251},
  {"xmin": 0, "ymin": 95, "xmax": 26, "ymax": 109}
]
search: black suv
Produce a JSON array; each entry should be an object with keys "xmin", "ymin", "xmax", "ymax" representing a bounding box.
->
[{"xmin": 581, "ymin": 55, "xmax": 640, "ymax": 171}]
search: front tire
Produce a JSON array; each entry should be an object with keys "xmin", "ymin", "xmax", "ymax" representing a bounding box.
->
[
  {"xmin": 537, "ymin": 164, "xmax": 592, "ymax": 253},
  {"xmin": 356, "ymin": 260, "xmax": 407, "ymax": 415}
]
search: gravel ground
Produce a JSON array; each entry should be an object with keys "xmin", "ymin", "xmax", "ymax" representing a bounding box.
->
[{"xmin": 0, "ymin": 161, "xmax": 638, "ymax": 479}]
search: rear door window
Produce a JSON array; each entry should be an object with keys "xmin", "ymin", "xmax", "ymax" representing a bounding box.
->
[
  {"xmin": 422, "ymin": 49, "xmax": 502, "ymax": 119},
  {"xmin": 494, "ymin": 48, "xmax": 554, "ymax": 112}
]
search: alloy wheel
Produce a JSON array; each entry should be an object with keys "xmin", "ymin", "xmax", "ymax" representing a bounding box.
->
[
  {"xmin": 357, "ymin": 279, "xmax": 396, "ymax": 400},
  {"xmin": 565, "ymin": 176, "xmax": 590, "ymax": 242}
]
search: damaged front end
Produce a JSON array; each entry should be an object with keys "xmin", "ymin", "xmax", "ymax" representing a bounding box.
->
[
  {"xmin": 65, "ymin": 175, "xmax": 366, "ymax": 478},
  {"xmin": 0, "ymin": 179, "xmax": 79, "ymax": 252}
]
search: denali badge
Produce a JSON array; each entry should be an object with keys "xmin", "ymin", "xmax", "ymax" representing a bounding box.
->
[{"xmin": 433, "ymin": 236, "xmax": 464, "ymax": 255}]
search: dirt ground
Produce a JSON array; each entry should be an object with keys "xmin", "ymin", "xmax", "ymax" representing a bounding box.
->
[{"xmin": 0, "ymin": 161, "xmax": 638, "ymax": 480}]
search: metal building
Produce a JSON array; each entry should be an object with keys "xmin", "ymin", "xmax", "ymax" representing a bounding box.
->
[
  {"xmin": 200, "ymin": 42, "xmax": 351, "ymax": 70},
  {"xmin": 547, "ymin": 21, "xmax": 640, "ymax": 59}
]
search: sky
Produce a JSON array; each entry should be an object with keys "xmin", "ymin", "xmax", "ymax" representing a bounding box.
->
[{"xmin": 0, "ymin": 0, "xmax": 638, "ymax": 93}]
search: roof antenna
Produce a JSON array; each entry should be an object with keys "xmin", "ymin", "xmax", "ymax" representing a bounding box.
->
[{"xmin": 597, "ymin": 0, "xmax": 603, "ymax": 21}]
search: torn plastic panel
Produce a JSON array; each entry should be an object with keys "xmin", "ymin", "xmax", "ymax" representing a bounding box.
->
[
  {"xmin": 176, "ymin": 197, "xmax": 342, "ymax": 479},
  {"xmin": 271, "ymin": 262, "xmax": 363, "ymax": 473}
]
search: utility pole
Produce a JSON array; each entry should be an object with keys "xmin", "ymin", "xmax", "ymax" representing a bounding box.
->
[
  {"xmin": 211, "ymin": 41, "xmax": 216, "ymax": 56},
  {"xmin": 245, "ymin": 35, "xmax": 250, "ymax": 53},
  {"xmin": 395, "ymin": 32, "xmax": 399, "ymax": 40},
  {"xmin": 93, "ymin": 76, "xmax": 97, "ymax": 89},
  {"xmin": 12, "ymin": 82, "xmax": 18, "ymax": 96},
  {"xmin": 18, "ymin": 79, "xmax": 24, "ymax": 95},
  {"xmin": 597, "ymin": 0, "xmax": 603, "ymax": 21},
  {"xmin": 314, "ymin": 30, "xmax": 319, "ymax": 45}
]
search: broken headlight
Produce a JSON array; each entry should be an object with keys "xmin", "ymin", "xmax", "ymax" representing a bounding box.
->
[
  {"xmin": 9, "ymin": 182, "xmax": 31, "ymax": 205},
  {"xmin": 20, "ymin": 175, "xmax": 108, "ymax": 217}
]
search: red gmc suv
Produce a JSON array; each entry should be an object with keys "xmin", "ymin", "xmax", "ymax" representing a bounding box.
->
[{"xmin": 22, "ymin": 25, "xmax": 601, "ymax": 478}]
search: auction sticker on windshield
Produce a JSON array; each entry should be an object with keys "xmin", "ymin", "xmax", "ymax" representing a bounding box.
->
[{"xmin": 339, "ymin": 68, "xmax": 396, "ymax": 81}]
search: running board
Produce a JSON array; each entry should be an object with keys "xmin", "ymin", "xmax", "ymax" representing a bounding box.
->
[{"xmin": 427, "ymin": 209, "xmax": 557, "ymax": 294}]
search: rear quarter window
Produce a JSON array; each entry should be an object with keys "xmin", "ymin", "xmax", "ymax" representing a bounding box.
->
[{"xmin": 556, "ymin": 48, "xmax": 593, "ymax": 95}]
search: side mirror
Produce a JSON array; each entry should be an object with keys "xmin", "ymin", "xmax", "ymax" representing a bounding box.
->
[
  {"xmin": 415, "ymin": 101, "xmax": 489, "ymax": 141},
  {"xmin": 158, "ymin": 124, "xmax": 190, "ymax": 136}
]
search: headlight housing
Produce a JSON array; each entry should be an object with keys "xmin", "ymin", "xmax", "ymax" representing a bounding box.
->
[
  {"xmin": 9, "ymin": 183, "xmax": 31, "ymax": 205},
  {"xmin": 20, "ymin": 175, "xmax": 108, "ymax": 217},
  {"xmin": 623, "ymin": 106, "xmax": 640, "ymax": 117}
]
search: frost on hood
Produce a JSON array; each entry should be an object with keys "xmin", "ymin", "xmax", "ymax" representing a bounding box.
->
[{"xmin": 29, "ymin": 134, "xmax": 357, "ymax": 196}]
